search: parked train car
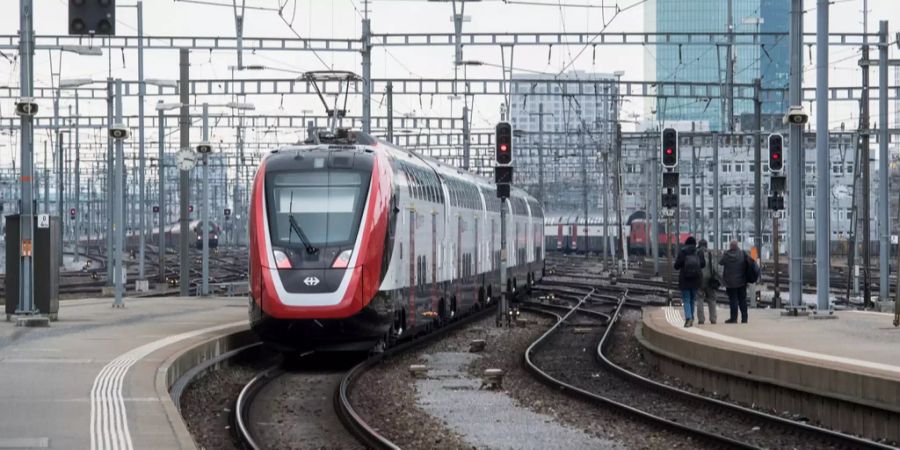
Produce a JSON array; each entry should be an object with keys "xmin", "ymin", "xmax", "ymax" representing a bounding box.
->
[
  {"xmin": 627, "ymin": 217, "xmax": 689, "ymax": 256},
  {"xmin": 85, "ymin": 219, "xmax": 220, "ymax": 252},
  {"xmin": 248, "ymin": 130, "xmax": 544, "ymax": 351},
  {"xmin": 543, "ymin": 216, "xmax": 622, "ymax": 255}
]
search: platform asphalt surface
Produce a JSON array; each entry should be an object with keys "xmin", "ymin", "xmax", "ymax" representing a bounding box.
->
[
  {"xmin": 0, "ymin": 296, "xmax": 247, "ymax": 450},
  {"xmin": 657, "ymin": 306, "xmax": 900, "ymax": 376}
]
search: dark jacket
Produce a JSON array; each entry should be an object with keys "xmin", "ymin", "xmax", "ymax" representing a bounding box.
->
[
  {"xmin": 674, "ymin": 244, "xmax": 706, "ymax": 290},
  {"xmin": 719, "ymin": 248, "xmax": 748, "ymax": 288},
  {"xmin": 698, "ymin": 247, "xmax": 719, "ymax": 289}
]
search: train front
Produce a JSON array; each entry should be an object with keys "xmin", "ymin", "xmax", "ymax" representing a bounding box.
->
[{"xmin": 248, "ymin": 141, "xmax": 394, "ymax": 351}]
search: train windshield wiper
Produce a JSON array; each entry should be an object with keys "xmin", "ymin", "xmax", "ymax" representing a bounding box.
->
[{"xmin": 288, "ymin": 214, "xmax": 319, "ymax": 255}]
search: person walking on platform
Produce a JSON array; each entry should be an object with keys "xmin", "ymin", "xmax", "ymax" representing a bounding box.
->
[
  {"xmin": 696, "ymin": 239, "xmax": 719, "ymax": 324},
  {"xmin": 720, "ymin": 240, "xmax": 750, "ymax": 323},
  {"xmin": 674, "ymin": 236, "xmax": 705, "ymax": 328}
]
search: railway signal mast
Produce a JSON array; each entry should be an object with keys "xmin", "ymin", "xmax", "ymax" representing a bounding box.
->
[
  {"xmin": 661, "ymin": 128, "xmax": 679, "ymax": 303},
  {"xmin": 495, "ymin": 121, "xmax": 513, "ymax": 326},
  {"xmin": 767, "ymin": 134, "xmax": 786, "ymax": 308}
]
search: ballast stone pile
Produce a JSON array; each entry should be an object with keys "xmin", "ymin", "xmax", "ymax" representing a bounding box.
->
[{"xmin": 415, "ymin": 352, "xmax": 623, "ymax": 450}]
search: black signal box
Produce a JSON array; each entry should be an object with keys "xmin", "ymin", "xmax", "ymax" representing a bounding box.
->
[
  {"xmin": 768, "ymin": 195, "xmax": 785, "ymax": 211},
  {"xmin": 496, "ymin": 184, "xmax": 510, "ymax": 199},
  {"xmin": 69, "ymin": 0, "xmax": 116, "ymax": 36},
  {"xmin": 662, "ymin": 172, "xmax": 679, "ymax": 189},
  {"xmin": 770, "ymin": 175, "xmax": 787, "ymax": 194},
  {"xmin": 494, "ymin": 166, "xmax": 514, "ymax": 184},
  {"xmin": 662, "ymin": 193, "xmax": 679, "ymax": 209}
]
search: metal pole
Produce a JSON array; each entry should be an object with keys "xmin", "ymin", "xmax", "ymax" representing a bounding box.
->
[
  {"xmin": 788, "ymin": 0, "xmax": 804, "ymax": 309},
  {"xmin": 57, "ymin": 128, "xmax": 63, "ymax": 267},
  {"xmin": 74, "ymin": 91, "xmax": 80, "ymax": 262},
  {"xmin": 714, "ymin": 132, "xmax": 721, "ymax": 251},
  {"xmin": 774, "ymin": 215, "xmax": 781, "ymax": 307},
  {"xmin": 701, "ymin": 160, "xmax": 706, "ymax": 239},
  {"xmin": 615, "ymin": 124, "xmax": 626, "ymax": 270},
  {"xmin": 113, "ymin": 79, "xmax": 125, "ymax": 308},
  {"xmin": 201, "ymin": 103, "xmax": 210, "ymax": 296},
  {"xmin": 16, "ymin": 0, "xmax": 37, "ymax": 315},
  {"xmin": 158, "ymin": 106, "xmax": 166, "ymax": 283},
  {"xmin": 106, "ymin": 78, "xmax": 114, "ymax": 285},
  {"xmin": 179, "ymin": 48, "xmax": 191, "ymax": 296},
  {"xmin": 602, "ymin": 151, "xmax": 610, "ymax": 266},
  {"xmin": 725, "ymin": 0, "xmax": 735, "ymax": 131},
  {"xmin": 42, "ymin": 141, "xmax": 48, "ymax": 214},
  {"xmin": 651, "ymin": 147, "xmax": 660, "ymax": 275},
  {"xmin": 878, "ymin": 21, "xmax": 890, "ymax": 304},
  {"xmin": 666, "ymin": 215, "xmax": 673, "ymax": 303},
  {"xmin": 137, "ymin": 0, "xmax": 147, "ymax": 281},
  {"xmin": 537, "ymin": 103, "xmax": 544, "ymax": 207},
  {"xmin": 691, "ymin": 147, "xmax": 697, "ymax": 234},
  {"xmin": 361, "ymin": 16, "xmax": 371, "ymax": 134},
  {"xmin": 754, "ymin": 78, "xmax": 763, "ymax": 261},
  {"xmin": 814, "ymin": 0, "xmax": 830, "ymax": 312},
  {"xmin": 580, "ymin": 130, "xmax": 589, "ymax": 257},
  {"xmin": 386, "ymin": 82, "xmax": 393, "ymax": 143},
  {"xmin": 498, "ymin": 197, "xmax": 509, "ymax": 326},
  {"xmin": 462, "ymin": 105, "xmax": 470, "ymax": 170},
  {"xmin": 861, "ymin": 34, "xmax": 873, "ymax": 307}
]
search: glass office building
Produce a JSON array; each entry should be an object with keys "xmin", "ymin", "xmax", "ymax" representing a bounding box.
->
[{"xmin": 647, "ymin": 0, "xmax": 789, "ymax": 129}]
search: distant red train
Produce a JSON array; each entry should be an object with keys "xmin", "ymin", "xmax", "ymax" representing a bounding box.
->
[
  {"xmin": 626, "ymin": 218, "xmax": 689, "ymax": 256},
  {"xmin": 543, "ymin": 214, "xmax": 688, "ymax": 256}
]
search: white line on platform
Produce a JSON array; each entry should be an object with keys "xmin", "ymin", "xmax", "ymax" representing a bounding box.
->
[
  {"xmin": 661, "ymin": 307, "xmax": 900, "ymax": 376},
  {"xmin": 89, "ymin": 320, "xmax": 243, "ymax": 450}
]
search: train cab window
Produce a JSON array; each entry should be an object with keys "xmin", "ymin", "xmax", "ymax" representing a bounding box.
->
[{"xmin": 266, "ymin": 170, "xmax": 371, "ymax": 249}]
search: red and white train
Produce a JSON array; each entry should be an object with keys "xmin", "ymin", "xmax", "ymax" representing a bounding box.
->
[{"xmin": 248, "ymin": 130, "xmax": 544, "ymax": 351}]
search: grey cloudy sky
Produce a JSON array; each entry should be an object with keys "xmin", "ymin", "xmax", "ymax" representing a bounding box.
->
[{"xmin": 0, "ymin": 0, "xmax": 898, "ymax": 163}]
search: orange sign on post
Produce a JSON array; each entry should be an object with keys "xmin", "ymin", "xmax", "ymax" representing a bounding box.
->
[
  {"xmin": 21, "ymin": 239, "xmax": 32, "ymax": 257},
  {"xmin": 750, "ymin": 247, "xmax": 758, "ymax": 261}
]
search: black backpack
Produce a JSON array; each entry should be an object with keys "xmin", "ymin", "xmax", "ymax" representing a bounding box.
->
[
  {"xmin": 683, "ymin": 252, "xmax": 702, "ymax": 279},
  {"xmin": 744, "ymin": 252, "xmax": 760, "ymax": 284}
]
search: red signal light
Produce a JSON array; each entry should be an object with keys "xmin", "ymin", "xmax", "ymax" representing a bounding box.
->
[
  {"xmin": 500, "ymin": 143, "xmax": 509, "ymax": 152},
  {"xmin": 665, "ymin": 148, "xmax": 673, "ymax": 155},
  {"xmin": 773, "ymin": 153, "xmax": 780, "ymax": 159}
]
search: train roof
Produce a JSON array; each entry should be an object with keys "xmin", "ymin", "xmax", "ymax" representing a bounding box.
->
[{"xmin": 267, "ymin": 131, "xmax": 539, "ymax": 206}]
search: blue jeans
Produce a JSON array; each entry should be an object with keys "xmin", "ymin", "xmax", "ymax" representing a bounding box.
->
[{"xmin": 681, "ymin": 289, "xmax": 698, "ymax": 320}]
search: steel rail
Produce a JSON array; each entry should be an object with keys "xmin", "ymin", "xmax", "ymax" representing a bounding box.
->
[
  {"xmin": 597, "ymin": 292, "xmax": 896, "ymax": 449},
  {"xmin": 522, "ymin": 288, "xmax": 758, "ymax": 449}
]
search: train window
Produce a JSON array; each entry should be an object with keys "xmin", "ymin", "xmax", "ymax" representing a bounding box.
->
[{"xmin": 266, "ymin": 170, "xmax": 371, "ymax": 248}]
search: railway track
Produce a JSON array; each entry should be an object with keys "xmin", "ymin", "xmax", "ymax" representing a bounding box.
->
[
  {"xmin": 523, "ymin": 287, "xmax": 893, "ymax": 449},
  {"xmin": 233, "ymin": 304, "xmax": 499, "ymax": 450}
]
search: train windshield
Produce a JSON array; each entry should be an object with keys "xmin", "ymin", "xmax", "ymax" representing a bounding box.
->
[{"xmin": 267, "ymin": 170, "xmax": 371, "ymax": 248}]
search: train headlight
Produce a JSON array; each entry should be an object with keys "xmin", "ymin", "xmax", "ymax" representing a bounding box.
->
[
  {"xmin": 273, "ymin": 250, "xmax": 292, "ymax": 269},
  {"xmin": 332, "ymin": 249, "xmax": 352, "ymax": 268}
]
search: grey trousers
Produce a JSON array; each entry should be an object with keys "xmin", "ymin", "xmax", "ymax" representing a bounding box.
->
[{"xmin": 696, "ymin": 287, "xmax": 717, "ymax": 323}]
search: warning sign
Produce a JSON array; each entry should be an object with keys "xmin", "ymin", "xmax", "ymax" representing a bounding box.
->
[{"xmin": 22, "ymin": 239, "xmax": 32, "ymax": 257}]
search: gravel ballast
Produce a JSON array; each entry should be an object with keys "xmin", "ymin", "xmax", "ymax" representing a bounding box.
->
[{"xmin": 351, "ymin": 306, "xmax": 714, "ymax": 449}]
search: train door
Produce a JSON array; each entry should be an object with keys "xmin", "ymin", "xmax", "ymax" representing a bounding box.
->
[
  {"xmin": 408, "ymin": 209, "xmax": 416, "ymax": 328},
  {"xmin": 474, "ymin": 216, "xmax": 479, "ymax": 305},
  {"xmin": 456, "ymin": 215, "xmax": 463, "ymax": 314},
  {"xmin": 557, "ymin": 224, "xmax": 563, "ymax": 250},
  {"xmin": 431, "ymin": 211, "xmax": 438, "ymax": 318},
  {"xmin": 571, "ymin": 224, "xmax": 578, "ymax": 252}
]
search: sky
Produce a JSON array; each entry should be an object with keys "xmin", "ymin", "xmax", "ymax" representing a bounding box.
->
[{"xmin": 0, "ymin": 0, "xmax": 898, "ymax": 165}]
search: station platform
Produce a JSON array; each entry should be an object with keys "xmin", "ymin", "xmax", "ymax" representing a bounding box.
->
[
  {"xmin": 0, "ymin": 296, "xmax": 250, "ymax": 450},
  {"xmin": 639, "ymin": 306, "xmax": 900, "ymax": 442}
]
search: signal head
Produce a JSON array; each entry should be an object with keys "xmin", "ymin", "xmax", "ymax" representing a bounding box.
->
[
  {"xmin": 661, "ymin": 128, "xmax": 678, "ymax": 168},
  {"xmin": 495, "ymin": 121, "xmax": 513, "ymax": 165},
  {"xmin": 768, "ymin": 133, "xmax": 784, "ymax": 172}
]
